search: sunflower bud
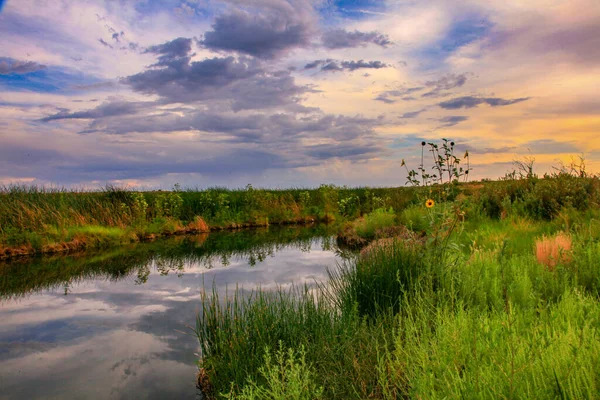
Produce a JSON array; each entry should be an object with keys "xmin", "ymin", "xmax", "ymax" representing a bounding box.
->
[{"xmin": 401, "ymin": 159, "xmax": 406, "ymax": 166}]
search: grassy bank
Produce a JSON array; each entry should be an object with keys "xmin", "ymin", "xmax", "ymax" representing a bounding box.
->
[
  {"xmin": 0, "ymin": 184, "xmax": 416, "ymax": 259},
  {"xmin": 195, "ymin": 171, "xmax": 600, "ymax": 399}
]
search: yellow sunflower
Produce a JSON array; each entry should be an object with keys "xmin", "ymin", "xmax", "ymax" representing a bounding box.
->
[{"xmin": 425, "ymin": 199, "xmax": 435, "ymax": 208}]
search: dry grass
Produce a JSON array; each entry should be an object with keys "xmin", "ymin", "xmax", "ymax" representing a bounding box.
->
[
  {"xmin": 535, "ymin": 232, "xmax": 572, "ymax": 270},
  {"xmin": 186, "ymin": 216, "xmax": 210, "ymax": 232},
  {"xmin": 359, "ymin": 226, "xmax": 422, "ymax": 257}
]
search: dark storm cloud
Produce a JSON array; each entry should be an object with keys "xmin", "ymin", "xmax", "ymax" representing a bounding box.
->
[
  {"xmin": 0, "ymin": 57, "xmax": 47, "ymax": 74},
  {"xmin": 438, "ymin": 96, "xmax": 530, "ymax": 109},
  {"xmin": 321, "ymin": 29, "xmax": 391, "ymax": 49},
  {"xmin": 200, "ymin": 9, "xmax": 313, "ymax": 59},
  {"xmin": 422, "ymin": 73, "xmax": 468, "ymax": 98},
  {"xmin": 304, "ymin": 59, "xmax": 388, "ymax": 72},
  {"xmin": 39, "ymin": 101, "xmax": 147, "ymax": 122},
  {"xmin": 436, "ymin": 115, "xmax": 469, "ymax": 128}
]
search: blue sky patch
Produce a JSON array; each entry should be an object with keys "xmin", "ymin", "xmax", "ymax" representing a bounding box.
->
[
  {"xmin": 0, "ymin": 67, "xmax": 104, "ymax": 94},
  {"xmin": 329, "ymin": 0, "xmax": 387, "ymax": 19},
  {"xmin": 415, "ymin": 14, "xmax": 493, "ymax": 70}
]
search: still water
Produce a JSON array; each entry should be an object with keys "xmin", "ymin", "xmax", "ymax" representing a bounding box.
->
[{"xmin": 0, "ymin": 225, "xmax": 349, "ymax": 399}]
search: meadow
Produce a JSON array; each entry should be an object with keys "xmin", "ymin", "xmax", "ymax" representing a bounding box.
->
[{"xmin": 194, "ymin": 148, "xmax": 600, "ymax": 399}]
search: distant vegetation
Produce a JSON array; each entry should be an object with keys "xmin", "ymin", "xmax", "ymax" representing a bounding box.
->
[
  {"xmin": 2, "ymin": 152, "xmax": 598, "ymax": 260},
  {"xmin": 194, "ymin": 142, "xmax": 600, "ymax": 398},
  {"xmin": 0, "ymin": 183, "xmax": 415, "ymax": 259}
]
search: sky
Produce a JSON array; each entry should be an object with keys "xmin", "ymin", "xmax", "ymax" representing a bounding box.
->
[{"xmin": 0, "ymin": 0, "xmax": 599, "ymax": 189}]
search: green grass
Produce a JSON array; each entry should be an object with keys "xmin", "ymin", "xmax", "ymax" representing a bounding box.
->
[
  {"xmin": 195, "ymin": 206, "xmax": 600, "ymax": 399},
  {"xmin": 196, "ymin": 284, "xmax": 393, "ymax": 398},
  {"xmin": 353, "ymin": 208, "xmax": 397, "ymax": 240},
  {"xmin": 387, "ymin": 289, "xmax": 600, "ymax": 399}
]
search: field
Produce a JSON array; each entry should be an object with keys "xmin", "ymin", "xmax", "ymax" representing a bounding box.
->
[{"xmin": 194, "ymin": 168, "xmax": 600, "ymax": 399}]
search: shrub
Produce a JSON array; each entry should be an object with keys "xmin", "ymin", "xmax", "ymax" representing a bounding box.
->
[{"xmin": 223, "ymin": 344, "xmax": 323, "ymax": 400}]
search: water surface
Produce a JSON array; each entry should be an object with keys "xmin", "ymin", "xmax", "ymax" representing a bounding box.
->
[{"xmin": 0, "ymin": 225, "xmax": 348, "ymax": 400}]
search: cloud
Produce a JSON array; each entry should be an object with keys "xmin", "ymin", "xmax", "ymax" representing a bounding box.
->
[
  {"xmin": 422, "ymin": 73, "xmax": 468, "ymax": 98},
  {"xmin": 123, "ymin": 44, "xmax": 310, "ymax": 110},
  {"xmin": 200, "ymin": 9, "xmax": 313, "ymax": 59},
  {"xmin": 98, "ymin": 38, "xmax": 113, "ymax": 49},
  {"xmin": 436, "ymin": 115, "xmax": 468, "ymax": 128},
  {"xmin": 39, "ymin": 101, "xmax": 147, "ymax": 122},
  {"xmin": 143, "ymin": 37, "xmax": 193, "ymax": 66},
  {"xmin": 305, "ymin": 142, "xmax": 382, "ymax": 160},
  {"xmin": 522, "ymin": 139, "xmax": 580, "ymax": 155},
  {"xmin": 374, "ymin": 87, "xmax": 424, "ymax": 104},
  {"xmin": 0, "ymin": 57, "xmax": 47, "ymax": 75},
  {"xmin": 12, "ymin": 112, "xmax": 387, "ymax": 183},
  {"xmin": 438, "ymin": 96, "xmax": 530, "ymax": 109},
  {"xmin": 400, "ymin": 109, "xmax": 427, "ymax": 119},
  {"xmin": 534, "ymin": 23, "xmax": 600, "ymax": 66},
  {"xmin": 304, "ymin": 59, "xmax": 388, "ymax": 72},
  {"xmin": 321, "ymin": 29, "xmax": 391, "ymax": 49}
]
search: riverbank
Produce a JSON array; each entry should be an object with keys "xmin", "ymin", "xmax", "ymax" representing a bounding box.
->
[
  {"xmin": 0, "ymin": 215, "xmax": 326, "ymax": 260},
  {"xmin": 2, "ymin": 172, "xmax": 599, "ymax": 260},
  {"xmin": 0, "ymin": 184, "xmax": 419, "ymax": 260}
]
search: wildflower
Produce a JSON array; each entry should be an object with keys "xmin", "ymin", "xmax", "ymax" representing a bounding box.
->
[{"xmin": 426, "ymin": 199, "xmax": 435, "ymax": 208}]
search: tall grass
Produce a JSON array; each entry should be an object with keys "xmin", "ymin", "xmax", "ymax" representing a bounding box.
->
[
  {"xmin": 386, "ymin": 290, "xmax": 600, "ymax": 399},
  {"xmin": 195, "ymin": 209, "xmax": 600, "ymax": 399},
  {"xmin": 196, "ymin": 285, "xmax": 393, "ymax": 398},
  {"xmin": 326, "ymin": 241, "xmax": 424, "ymax": 318}
]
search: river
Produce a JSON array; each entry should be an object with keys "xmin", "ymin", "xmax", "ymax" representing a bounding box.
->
[{"xmin": 0, "ymin": 224, "xmax": 350, "ymax": 399}]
